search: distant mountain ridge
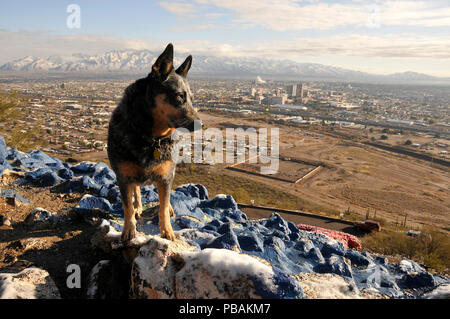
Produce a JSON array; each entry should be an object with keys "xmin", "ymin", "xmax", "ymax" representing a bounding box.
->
[{"xmin": 1, "ymin": 50, "xmax": 448, "ymax": 83}]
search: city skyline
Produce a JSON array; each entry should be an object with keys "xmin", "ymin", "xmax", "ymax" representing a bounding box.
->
[{"xmin": 0, "ymin": 0, "xmax": 449, "ymax": 77}]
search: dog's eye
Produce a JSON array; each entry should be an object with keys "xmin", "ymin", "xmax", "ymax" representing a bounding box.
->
[{"xmin": 176, "ymin": 92, "xmax": 186, "ymax": 104}]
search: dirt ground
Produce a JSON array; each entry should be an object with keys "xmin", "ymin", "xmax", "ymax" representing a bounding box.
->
[
  {"xmin": 64, "ymin": 111, "xmax": 450, "ymax": 230},
  {"xmin": 0, "ymin": 175, "xmax": 110, "ymax": 299},
  {"xmin": 199, "ymin": 112, "xmax": 450, "ymax": 231}
]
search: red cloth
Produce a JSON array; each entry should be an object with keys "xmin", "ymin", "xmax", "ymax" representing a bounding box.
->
[{"xmin": 297, "ymin": 224, "xmax": 362, "ymax": 250}]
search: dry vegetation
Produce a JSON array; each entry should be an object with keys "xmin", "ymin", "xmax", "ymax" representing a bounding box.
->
[
  {"xmin": 0, "ymin": 91, "xmax": 45, "ymax": 151},
  {"xmin": 362, "ymin": 226, "xmax": 450, "ymax": 274},
  {"xmin": 174, "ymin": 163, "xmax": 339, "ymax": 216}
]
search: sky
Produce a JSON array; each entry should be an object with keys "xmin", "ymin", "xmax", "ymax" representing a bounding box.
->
[{"xmin": 0, "ymin": 0, "xmax": 449, "ymax": 76}]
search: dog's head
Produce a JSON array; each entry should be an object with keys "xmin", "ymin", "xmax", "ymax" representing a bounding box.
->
[{"xmin": 147, "ymin": 43, "xmax": 200, "ymax": 135}]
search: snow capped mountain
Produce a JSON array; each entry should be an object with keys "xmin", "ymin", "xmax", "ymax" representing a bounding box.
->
[{"xmin": 0, "ymin": 50, "xmax": 447, "ymax": 83}]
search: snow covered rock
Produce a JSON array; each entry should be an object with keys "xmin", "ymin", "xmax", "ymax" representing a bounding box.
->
[
  {"xmin": 130, "ymin": 235, "xmax": 303, "ymax": 299},
  {"xmin": 421, "ymin": 283, "xmax": 450, "ymax": 299},
  {"xmin": 293, "ymin": 273, "xmax": 387, "ymax": 299},
  {"xmin": 0, "ymin": 267, "xmax": 61, "ymax": 299}
]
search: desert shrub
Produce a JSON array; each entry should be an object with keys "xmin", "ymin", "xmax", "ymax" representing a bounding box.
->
[
  {"xmin": 363, "ymin": 226, "xmax": 450, "ymax": 274},
  {"xmin": 0, "ymin": 91, "xmax": 45, "ymax": 151}
]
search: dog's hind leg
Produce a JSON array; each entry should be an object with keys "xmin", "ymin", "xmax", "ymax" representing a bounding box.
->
[
  {"xmin": 156, "ymin": 183, "xmax": 176, "ymax": 241},
  {"xmin": 133, "ymin": 185, "xmax": 143, "ymax": 219},
  {"xmin": 120, "ymin": 183, "xmax": 137, "ymax": 242},
  {"xmin": 169, "ymin": 203, "xmax": 176, "ymax": 217}
]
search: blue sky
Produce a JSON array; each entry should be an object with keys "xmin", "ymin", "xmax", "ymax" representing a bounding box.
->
[{"xmin": 1, "ymin": 0, "xmax": 449, "ymax": 76}]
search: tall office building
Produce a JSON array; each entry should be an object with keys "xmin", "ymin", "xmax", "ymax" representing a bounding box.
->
[
  {"xmin": 287, "ymin": 83, "xmax": 305, "ymax": 98},
  {"xmin": 297, "ymin": 83, "xmax": 304, "ymax": 98}
]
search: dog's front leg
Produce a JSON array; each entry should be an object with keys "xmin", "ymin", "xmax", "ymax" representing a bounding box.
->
[
  {"xmin": 133, "ymin": 185, "xmax": 143, "ymax": 219},
  {"xmin": 120, "ymin": 183, "xmax": 137, "ymax": 242},
  {"xmin": 157, "ymin": 183, "xmax": 176, "ymax": 241}
]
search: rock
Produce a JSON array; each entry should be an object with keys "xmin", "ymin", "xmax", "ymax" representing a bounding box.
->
[
  {"xmin": 0, "ymin": 136, "xmax": 12, "ymax": 175},
  {"xmin": 237, "ymin": 232, "xmax": 264, "ymax": 252},
  {"xmin": 87, "ymin": 260, "xmax": 130, "ymax": 299},
  {"xmin": 130, "ymin": 235, "xmax": 303, "ymax": 299},
  {"xmin": 0, "ymin": 189, "xmax": 30, "ymax": 204},
  {"xmin": 175, "ymin": 184, "xmax": 209, "ymax": 200},
  {"xmin": 345, "ymin": 249, "xmax": 372, "ymax": 268},
  {"xmin": 0, "ymin": 267, "xmax": 61, "ymax": 299},
  {"xmin": 399, "ymin": 271, "xmax": 436, "ymax": 289},
  {"xmin": 131, "ymin": 235, "xmax": 197, "ymax": 298},
  {"xmin": 77, "ymin": 194, "xmax": 113, "ymax": 212},
  {"xmin": 24, "ymin": 207, "xmax": 54, "ymax": 228},
  {"xmin": 421, "ymin": 283, "xmax": 450, "ymax": 299},
  {"xmin": 314, "ymin": 255, "xmax": 353, "ymax": 278},
  {"xmin": 0, "ymin": 214, "xmax": 11, "ymax": 226},
  {"xmin": 24, "ymin": 207, "xmax": 70, "ymax": 229},
  {"xmin": 293, "ymin": 273, "xmax": 379, "ymax": 299}
]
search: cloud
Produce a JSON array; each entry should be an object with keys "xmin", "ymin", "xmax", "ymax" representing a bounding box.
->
[
  {"xmin": 157, "ymin": 1, "xmax": 200, "ymax": 18},
  {"xmin": 0, "ymin": 29, "xmax": 156, "ymax": 64},
  {"xmin": 159, "ymin": 0, "xmax": 450, "ymax": 30},
  {"xmin": 245, "ymin": 34, "xmax": 450, "ymax": 60},
  {"xmin": 172, "ymin": 34, "xmax": 450, "ymax": 61},
  {"xmin": 1, "ymin": 29, "xmax": 449, "ymax": 64},
  {"xmin": 167, "ymin": 24, "xmax": 217, "ymax": 32}
]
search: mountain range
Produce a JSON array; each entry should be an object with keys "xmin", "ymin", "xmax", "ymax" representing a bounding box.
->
[{"xmin": 1, "ymin": 50, "xmax": 448, "ymax": 84}]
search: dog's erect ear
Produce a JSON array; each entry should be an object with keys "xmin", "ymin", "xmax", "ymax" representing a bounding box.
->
[
  {"xmin": 152, "ymin": 43, "xmax": 174, "ymax": 80},
  {"xmin": 176, "ymin": 55, "xmax": 192, "ymax": 77}
]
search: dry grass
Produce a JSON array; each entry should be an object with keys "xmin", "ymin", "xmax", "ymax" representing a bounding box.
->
[
  {"xmin": 0, "ymin": 91, "xmax": 46, "ymax": 151},
  {"xmin": 174, "ymin": 163, "xmax": 339, "ymax": 215},
  {"xmin": 362, "ymin": 226, "xmax": 450, "ymax": 274}
]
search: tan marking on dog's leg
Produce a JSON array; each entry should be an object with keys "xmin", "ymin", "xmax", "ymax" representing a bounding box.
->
[
  {"xmin": 133, "ymin": 185, "xmax": 143, "ymax": 219},
  {"xmin": 121, "ymin": 184, "xmax": 137, "ymax": 242},
  {"xmin": 117, "ymin": 162, "xmax": 143, "ymax": 178},
  {"xmin": 157, "ymin": 183, "xmax": 176, "ymax": 241},
  {"xmin": 146, "ymin": 160, "xmax": 174, "ymax": 178}
]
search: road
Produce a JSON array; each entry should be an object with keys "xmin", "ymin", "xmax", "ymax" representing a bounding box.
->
[{"xmin": 240, "ymin": 206, "xmax": 365, "ymax": 237}]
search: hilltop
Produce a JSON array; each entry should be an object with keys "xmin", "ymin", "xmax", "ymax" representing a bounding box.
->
[{"xmin": 0, "ymin": 136, "xmax": 449, "ymax": 299}]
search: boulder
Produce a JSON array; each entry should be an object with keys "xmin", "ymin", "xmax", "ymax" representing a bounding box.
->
[
  {"xmin": 130, "ymin": 235, "xmax": 303, "ymax": 299},
  {"xmin": 421, "ymin": 283, "xmax": 450, "ymax": 299},
  {"xmin": 86, "ymin": 260, "xmax": 130, "ymax": 299},
  {"xmin": 0, "ymin": 267, "xmax": 61, "ymax": 299},
  {"xmin": 24, "ymin": 207, "xmax": 71, "ymax": 229},
  {"xmin": 293, "ymin": 273, "xmax": 387, "ymax": 299}
]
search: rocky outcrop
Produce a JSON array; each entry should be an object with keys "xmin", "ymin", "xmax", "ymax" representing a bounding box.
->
[
  {"xmin": 0, "ymin": 267, "xmax": 61, "ymax": 299},
  {"xmin": 90, "ymin": 223, "xmax": 303, "ymax": 299},
  {"xmin": 1, "ymin": 137, "xmax": 449, "ymax": 299}
]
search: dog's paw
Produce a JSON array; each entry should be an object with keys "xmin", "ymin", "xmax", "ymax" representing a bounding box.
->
[
  {"xmin": 121, "ymin": 224, "xmax": 137, "ymax": 243},
  {"xmin": 160, "ymin": 227, "xmax": 176, "ymax": 241}
]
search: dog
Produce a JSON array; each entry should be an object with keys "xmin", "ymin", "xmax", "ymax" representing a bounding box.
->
[{"xmin": 107, "ymin": 43, "xmax": 200, "ymax": 242}]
